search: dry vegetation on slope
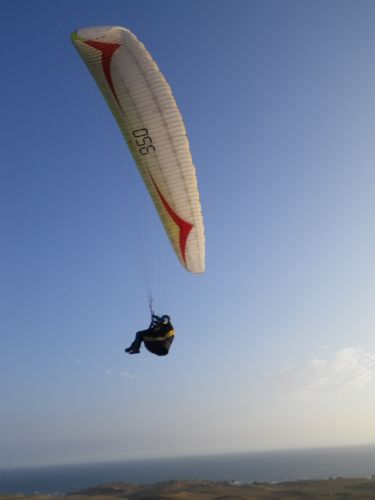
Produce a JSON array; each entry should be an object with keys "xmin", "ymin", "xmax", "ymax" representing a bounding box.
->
[{"xmin": 2, "ymin": 478, "xmax": 375, "ymax": 499}]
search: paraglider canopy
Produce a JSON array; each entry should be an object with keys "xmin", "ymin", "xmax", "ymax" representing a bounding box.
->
[{"xmin": 71, "ymin": 26, "xmax": 205, "ymax": 274}]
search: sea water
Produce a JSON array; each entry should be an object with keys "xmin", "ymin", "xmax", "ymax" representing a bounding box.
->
[{"xmin": 1, "ymin": 444, "xmax": 375, "ymax": 494}]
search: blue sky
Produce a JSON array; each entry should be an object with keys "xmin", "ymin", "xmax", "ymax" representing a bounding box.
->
[{"xmin": 2, "ymin": 0, "xmax": 375, "ymax": 468}]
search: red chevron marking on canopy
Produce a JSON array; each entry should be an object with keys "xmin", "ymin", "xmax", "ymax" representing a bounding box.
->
[
  {"xmin": 149, "ymin": 172, "xmax": 193, "ymax": 266},
  {"xmin": 84, "ymin": 40, "xmax": 122, "ymax": 110}
]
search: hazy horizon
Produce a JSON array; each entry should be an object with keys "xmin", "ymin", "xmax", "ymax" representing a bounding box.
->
[
  {"xmin": 2, "ymin": 442, "xmax": 375, "ymax": 471},
  {"xmin": 2, "ymin": 444, "xmax": 375, "ymax": 496}
]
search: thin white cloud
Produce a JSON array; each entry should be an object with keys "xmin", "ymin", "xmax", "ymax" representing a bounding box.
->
[
  {"xmin": 120, "ymin": 371, "xmax": 140, "ymax": 379},
  {"xmin": 103, "ymin": 370, "xmax": 139, "ymax": 379},
  {"xmin": 265, "ymin": 348, "xmax": 375, "ymax": 400}
]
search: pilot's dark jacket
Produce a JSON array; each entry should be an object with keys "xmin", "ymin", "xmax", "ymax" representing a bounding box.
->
[
  {"xmin": 143, "ymin": 320, "xmax": 174, "ymax": 356},
  {"xmin": 126, "ymin": 315, "xmax": 174, "ymax": 356}
]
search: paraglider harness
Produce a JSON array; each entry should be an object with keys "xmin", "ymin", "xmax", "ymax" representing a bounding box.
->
[
  {"xmin": 125, "ymin": 301, "xmax": 175, "ymax": 356},
  {"xmin": 137, "ymin": 297, "xmax": 174, "ymax": 356},
  {"xmin": 143, "ymin": 305, "xmax": 175, "ymax": 356}
]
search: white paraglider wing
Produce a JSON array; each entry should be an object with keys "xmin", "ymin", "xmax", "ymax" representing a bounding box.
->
[{"xmin": 71, "ymin": 26, "xmax": 205, "ymax": 273}]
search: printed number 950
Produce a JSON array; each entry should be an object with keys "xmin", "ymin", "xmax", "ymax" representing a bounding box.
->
[{"xmin": 132, "ymin": 128, "xmax": 156, "ymax": 155}]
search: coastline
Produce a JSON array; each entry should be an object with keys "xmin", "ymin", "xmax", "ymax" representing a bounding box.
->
[{"xmin": 2, "ymin": 477, "xmax": 375, "ymax": 499}]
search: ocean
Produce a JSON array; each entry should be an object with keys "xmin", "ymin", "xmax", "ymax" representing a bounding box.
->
[{"xmin": 1, "ymin": 444, "xmax": 375, "ymax": 495}]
